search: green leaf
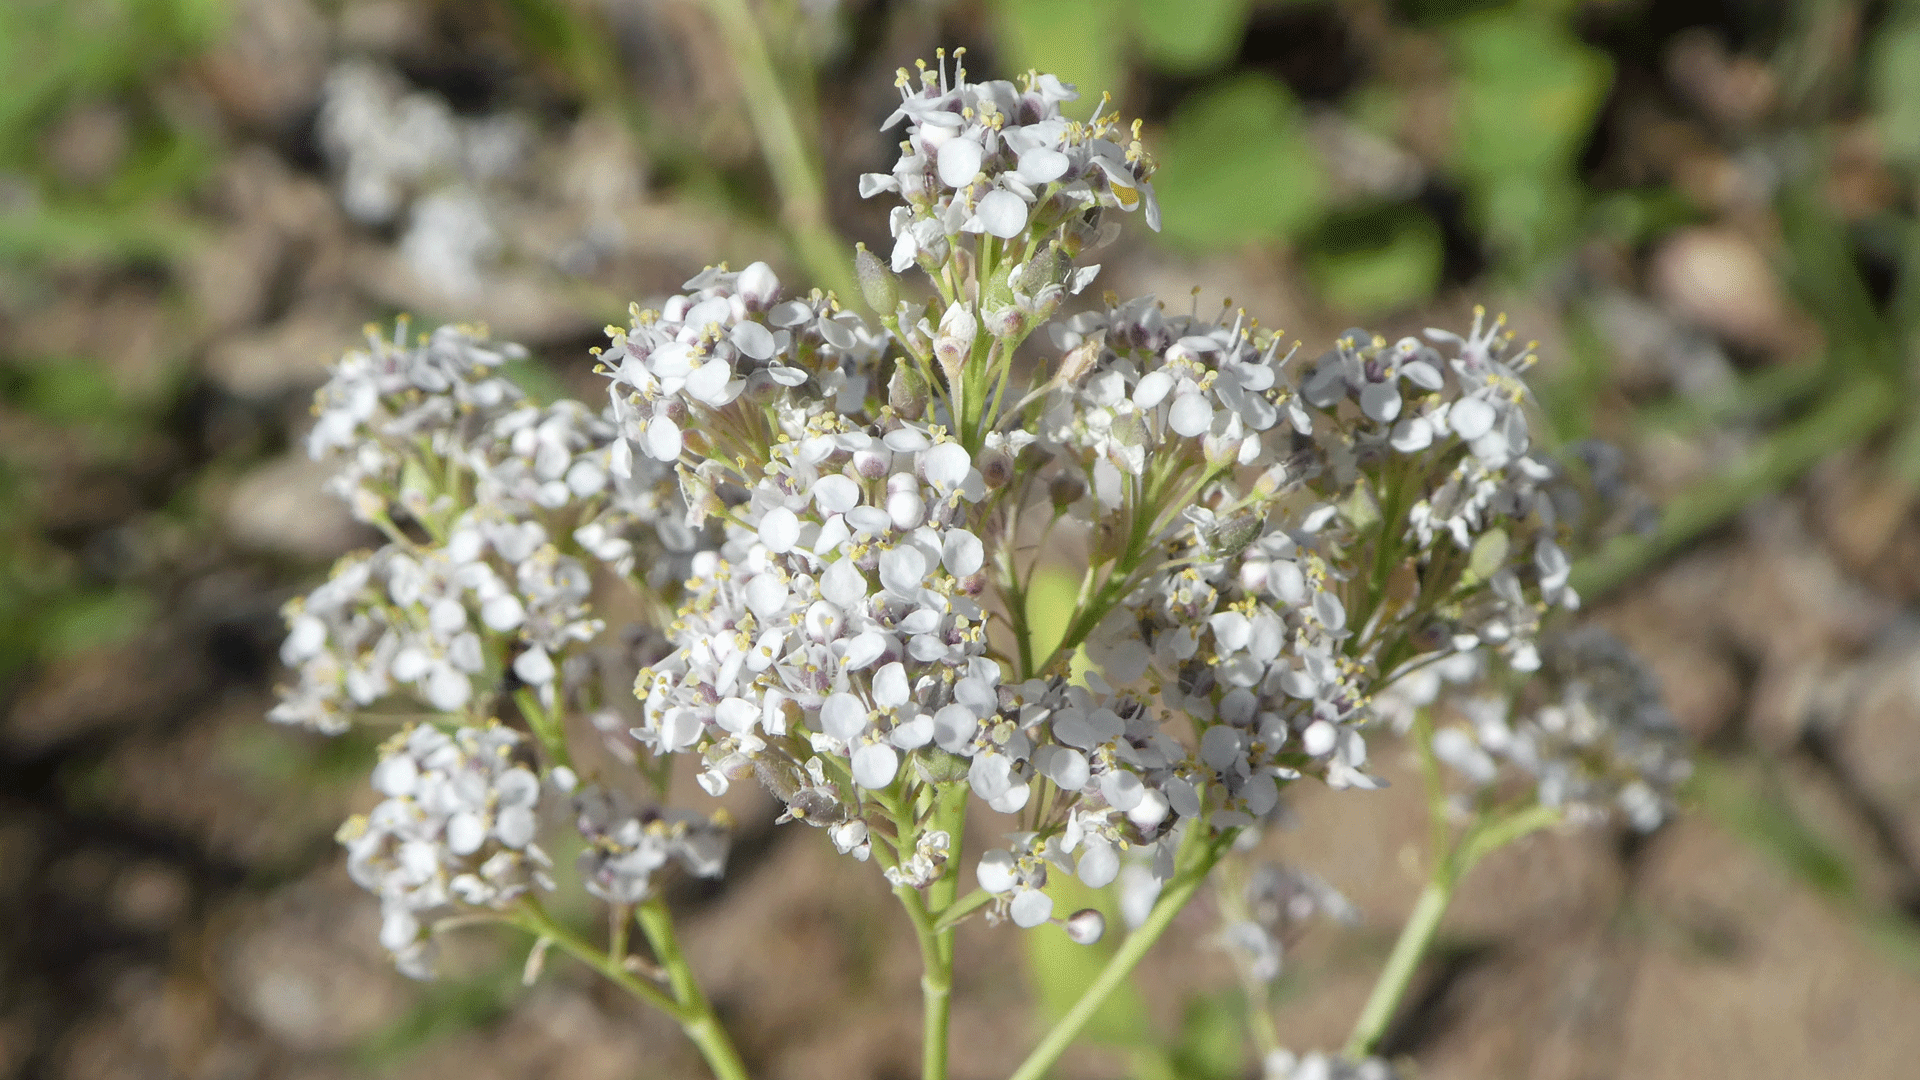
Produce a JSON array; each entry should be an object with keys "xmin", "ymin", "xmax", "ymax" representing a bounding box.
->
[
  {"xmin": 988, "ymin": 0, "xmax": 1127, "ymax": 105},
  {"xmin": 1304, "ymin": 205, "xmax": 1443, "ymax": 315},
  {"xmin": 1132, "ymin": 0, "xmax": 1250, "ymax": 74},
  {"xmin": 1023, "ymin": 872, "xmax": 1154, "ymax": 1050},
  {"xmin": 1448, "ymin": 12, "xmax": 1610, "ymax": 265},
  {"xmin": 1870, "ymin": 9, "xmax": 1920, "ymax": 166},
  {"xmin": 1166, "ymin": 993, "xmax": 1246, "ymax": 1080},
  {"xmin": 1152, "ymin": 74, "xmax": 1326, "ymax": 250},
  {"xmin": 42, "ymin": 587, "xmax": 155, "ymax": 654}
]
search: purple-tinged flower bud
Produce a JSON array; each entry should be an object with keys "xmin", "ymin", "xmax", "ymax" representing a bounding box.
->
[
  {"xmin": 978, "ymin": 446, "xmax": 1014, "ymax": 489},
  {"xmin": 1063, "ymin": 908, "xmax": 1106, "ymax": 945},
  {"xmin": 983, "ymin": 303, "xmax": 1024, "ymax": 339}
]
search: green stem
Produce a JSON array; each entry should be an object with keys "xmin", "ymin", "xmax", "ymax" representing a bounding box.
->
[
  {"xmin": 1342, "ymin": 877, "xmax": 1452, "ymax": 1059},
  {"xmin": 1571, "ymin": 374, "xmax": 1897, "ymax": 601},
  {"xmin": 930, "ymin": 888, "xmax": 993, "ymax": 934},
  {"xmin": 1006, "ymin": 828, "xmax": 1235, "ymax": 1080},
  {"xmin": 638, "ymin": 898, "xmax": 752, "ymax": 1080},
  {"xmin": 512, "ymin": 687, "xmax": 569, "ymax": 769},
  {"xmin": 701, "ymin": 0, "xmax": 854, "ymax": 299},
  {"xmin": 513, "ymin": 901, "xmax": 685, "ymax": 1020}
]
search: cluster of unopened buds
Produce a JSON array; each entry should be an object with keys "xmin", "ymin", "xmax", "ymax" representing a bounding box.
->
[{"xmin": 272, "ymin": 53, "xmax": 1687, "ymax": 1080}]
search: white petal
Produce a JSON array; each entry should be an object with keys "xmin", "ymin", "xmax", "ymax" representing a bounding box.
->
[
  {"xmin": 976, "ymin": 189, "xmax": 1029, "ymax": 238},
  {"xmin": 1076, "ymin": 841, "xmax": 1118, "ymax": 889},
  {"xmin": 942, "ymin": 530, "xmax": 984, "ymax": 577},
  {"xmin": 731, "ymin": 320, "xmax": 776, "ymax": 360},
  {"xmin": 1132, "ymin": 370, "xmax": 1173, "ymax": 409},
  {"xmin": 686, "ymin": 357, "xmax": 733, "ymax": 404},
  {"xmin": 814, "ymin": 474, "xmax": 861, "ymax": 515},
  {"xmin": 937, "ymin": 138, "xmax": 984, "ymax": 188},
  {"xmin": 758, "ymin": 506, "xmax": 801, "ymax": 553},
  {"xmin": 1168, "ymin": 392, "xmax": 1213, "ymax": 437},
  {"xmin": 1016, "ymin": 146, "xmax": 1070, "ymax": 184},
  {"xmin": 842, "ymin": 630, "xmax": 888, "ymax": 670},
  {"xmin": 821, "ymin": 559, "xmax": 868, "ymax": 608},
  {"xmin": 872, "ymin": 662, "xmax": 910, "ymax": 709},
  {"xmin": 1360, "ymin": 381, "xmax": 1402, "ymax": 423},
  {"xmin": 1450, "ymin": 396, "xmax": 1496, "ymax": 440},
  {"xmin": 1010, "ymin": 889, "xmax": 1054, "ymax": 928},
  {"xmin": 920, "ymin": 443, "xmax": 971, "ymax": 489},
  {"xmin": 977, "ymin": 849, "xmax": 1018, "ymax": 893},
  {"xmin": 851, "ymin": 742, "xmax": 899, "ymax": 789},
  {"xmin": 820, "ymin": 693, "xmax": 868, "ymax": 741},
  {"xmin": 513, "ymin": 647, "xmax": 556, "ymax": 686},
  {"xmin": 644, "ymin": 415, "xmax": 682, "ymax": 460}
]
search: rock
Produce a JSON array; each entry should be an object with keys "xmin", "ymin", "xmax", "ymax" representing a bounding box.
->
[
  {"xmin": 1649, "ymin": 227, "xmax": 1804, "ymax": 355},
  {"xmin": 204, "ymin": 304, "xmax": 363, "ymax": 399},
  {"xmin": 224, "ymin": 453, "xmax": 366, "ymax": 562}
]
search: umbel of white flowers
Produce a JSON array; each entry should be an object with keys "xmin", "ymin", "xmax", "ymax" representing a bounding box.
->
[{"xmin": 272, "ymin": 57, "xmax": 1682, "ymax": 1080}]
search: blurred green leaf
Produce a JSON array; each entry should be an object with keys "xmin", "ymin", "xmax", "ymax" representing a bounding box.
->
[
  {"xmin": 42, "ymin": 587, "xmax": 156, "ymax": 654},
  {"xmin": 1165, "ymin": 993, "xmax": 1245, "ymax": 1080},
  {"xmin": 989, "ymin": 0, "xmax": 1127, "ymax": 102},
  {"xmin": 1132, "ymin": 0, "xmax": 1250, "ymax": 74},
  {"xmin": 1153, "ymin": 74, "xmax": 1326, "ymax": 250},
  {"xmin": 1692, "ymin": 759, "xmax": 1855, "ymax": 902},
  {"xmin": 1024, "ymin": 872, "xmax": 1154, "ymax": 1051},
  {"xmin": 1869, "ymin": 8, "xmax": 1920, "ymax": 166},
  {"xmin": 0, "ymin": 0, "xmax": 223, "ymax": 162},
  {"xmin": 1304, "ymin": 205, "xmax": 1442, "ymax": 314},
  {"xmin": 1449, "ymin": 12, "xmax": 1610, "ymax": 266}
]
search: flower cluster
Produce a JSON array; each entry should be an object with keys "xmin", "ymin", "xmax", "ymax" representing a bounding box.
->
[
  {"xmin": 862, "ymin": 50, "xmax": 1160, "ymax": 270},
  {"xmin": 1389, "ymin": 627, "xmax": 1692, "ymax": 830},
  {"xmin": 573, "ymin": 784, "xmax": 730, "ymax": 904},
  {"xmin": 270, "ymin": 51, "xmax": 1689, "ymax": 1080},
  {"xmin": 337, "ymin": 724, "xmax": 552, "ymax": 977}
]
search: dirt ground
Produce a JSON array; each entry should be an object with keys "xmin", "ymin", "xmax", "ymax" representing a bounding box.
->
[{"xmin": 5, "ymin": 1, "xmax": 1920, "ymax": 1079}]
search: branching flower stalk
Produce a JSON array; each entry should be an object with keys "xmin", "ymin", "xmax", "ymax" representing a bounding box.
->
[{"xmin": 271, "ymin": 55, "xmax": 1690, "ymax": 1080}]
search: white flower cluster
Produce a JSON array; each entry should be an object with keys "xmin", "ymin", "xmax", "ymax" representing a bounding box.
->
[
  {"xmin": 634, "ymin": 423, "xmax": 998, "ymax": 804},
  {"xmin": 272, "ymin": 60, "xmax": 1692, "ymax": 1073},
  {"xmin": 862, "ymin": 51, "xmax": 1160, "ymax": 264},
  {"xmin": 598, "ymin": 261, "xmax": 884, "ymax": 467},
  {"xmin": 1218, "ymin": 864, "xmax": 1358, "ymax": 984},
  {"xmin": 1391, "ymin": 628, "xmax": 1692, "ymax": 830},
  {"xmin": 337, "ymin": 724, "xmax": 553, "ymax": 978},
  {"xmin": 573, "ymin": 785, "xmax": 730, "ymax": 904}
]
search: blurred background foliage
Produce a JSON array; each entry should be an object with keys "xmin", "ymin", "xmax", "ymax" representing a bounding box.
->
[{"xmin": 5, "ymin": 1, "xmax": 1920, "ymax": 1078}]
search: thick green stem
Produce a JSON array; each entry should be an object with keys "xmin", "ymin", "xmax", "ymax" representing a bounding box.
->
[
  {"xmin": 1343, "ymin": 877, "xmax": 1452, "ymax": 1058},
  {"xmin": 637, "ymin": 898, "xmax": 751, "ymax": 1080},
  {"xmin": 1006, "ymin": 829, "xmax": 1235, "ymax": 1080},
  {"xmin": 702, "ymin": 0, "xmax": 855, "ymax": 299}
]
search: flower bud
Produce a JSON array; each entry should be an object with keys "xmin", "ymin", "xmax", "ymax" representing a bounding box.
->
[
  {"xmin": 935, "ymin": 303, "xmax": 979, "ymax": 384},
  {"xmin": 1063, "ymin": 908, "xmax": 1106, "ymax": 945},
  {"xmin": 983, "ymin": 303, "xmax": 1024, "ymax": 339},
  {"xmin": 1014, "ymin": 244, "xmax": 1062, "ymax": 295},
  {"xmin": 913, "ymin": 749, "xmax": 973, "ymax": 784},
  {"xmin": 1054, "ymin": 329, "xmax": 1106, "ymax": 387},
  {"xmin": 855, "ymin": 243, "xmax": 899, "ymax": 316},
  {"xmin": 977, "ymin": 446, "xmax": 1014, "ymax": 489},
  {"xmin": 1208, "ymin": 511, "xmax": 1264, "ymax": 557},
  {"xmin": 1049, "ymin": 473, "xmax": 1085, "ymax": 510},
  {"xmin": 889, "ymin": 361, "xmax": 929, "ymax": 420}
]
